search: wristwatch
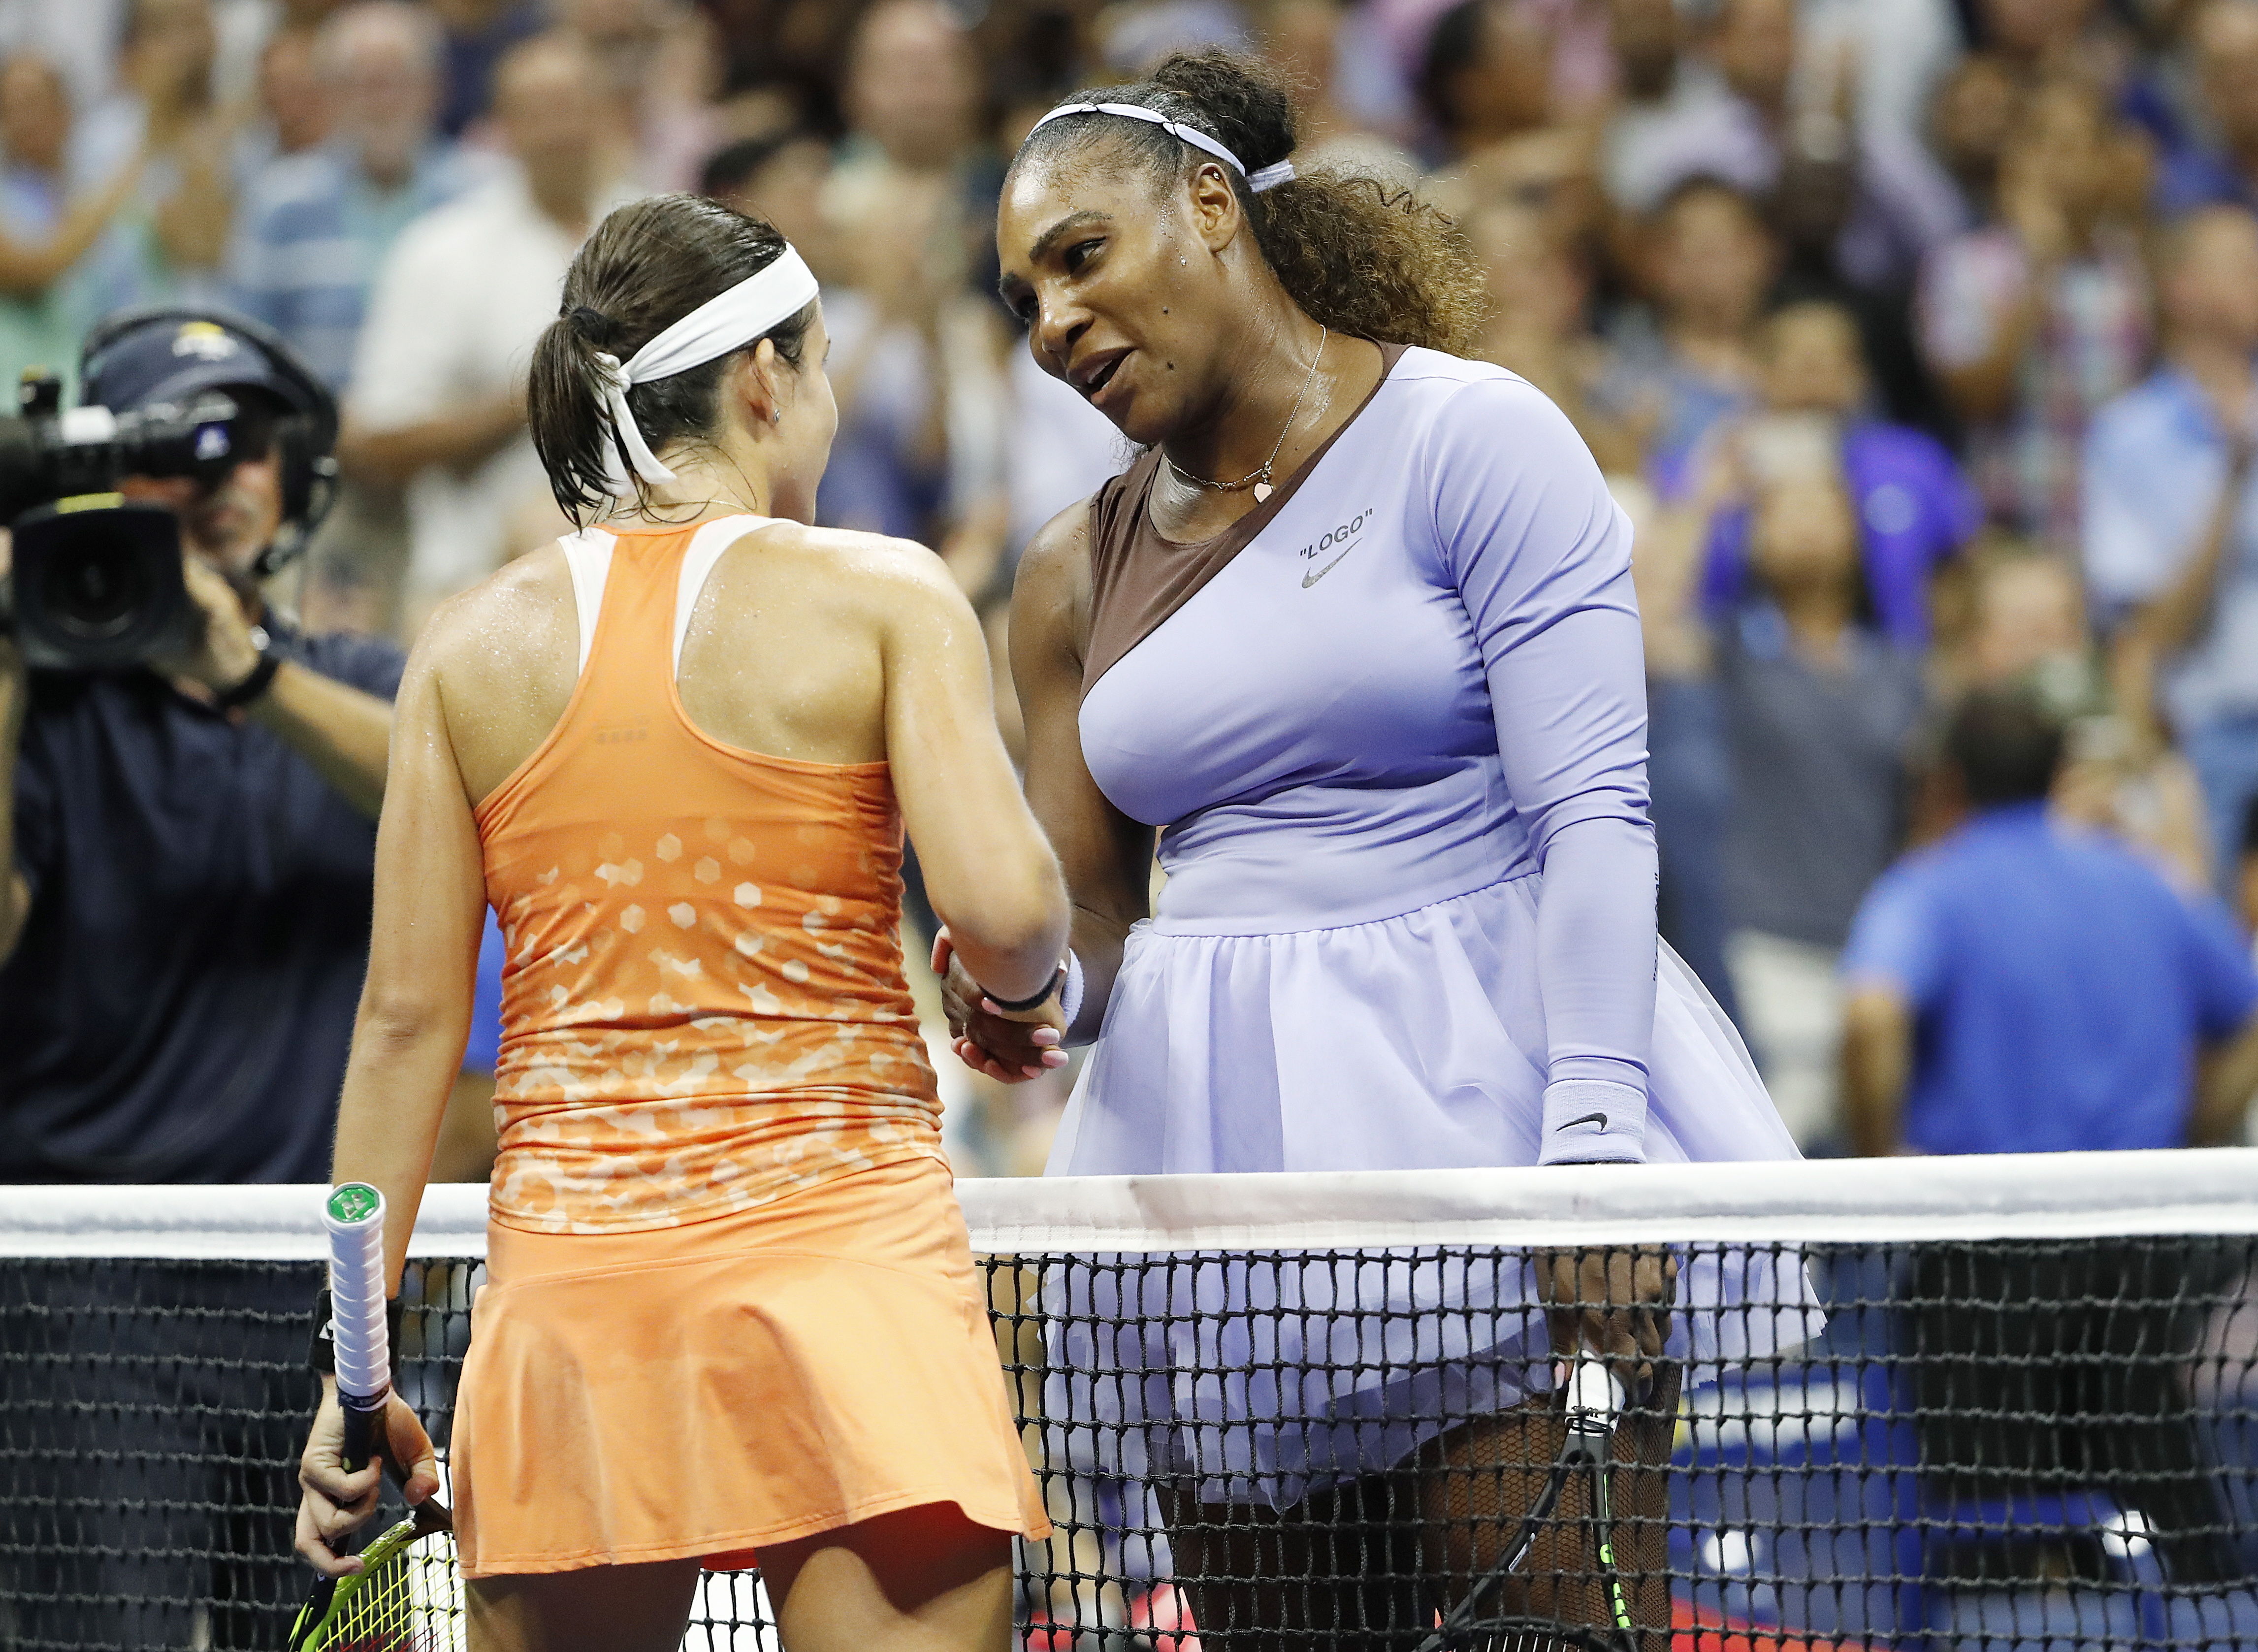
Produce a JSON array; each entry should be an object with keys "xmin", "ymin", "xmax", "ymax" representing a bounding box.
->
[{"xmin": 213, "ymin": 625, "xmax": 281, "ymax": 712}]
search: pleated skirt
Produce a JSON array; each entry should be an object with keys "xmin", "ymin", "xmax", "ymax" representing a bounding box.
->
[{"xmin": 450, "ymin": 1154, "xmax": 1048, "ymax": 1577}]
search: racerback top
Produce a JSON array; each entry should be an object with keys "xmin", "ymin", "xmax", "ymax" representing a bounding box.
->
[{"xmin": 474, "ymin": 515, "xmax": 941, "ymax": 1234}]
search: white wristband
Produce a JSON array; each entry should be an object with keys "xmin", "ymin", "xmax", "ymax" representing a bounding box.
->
[
  {"xmin": 1060, "ymin": 952, "xmax": 1085, "ymax": 1027},
  {"xmin": 1537, "ymin": 1077, "xmax": 1648, "ymax": 1165}
]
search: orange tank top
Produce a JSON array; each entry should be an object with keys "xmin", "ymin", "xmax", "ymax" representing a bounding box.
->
[{"xmin": 474, "ymin": 516, "xmax": 942, "ymax": 1234}]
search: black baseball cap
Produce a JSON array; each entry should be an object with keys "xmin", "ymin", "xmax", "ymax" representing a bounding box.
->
[{"xmin": 79, "ymin": 309, "xmax": 327, "ymax": 432}]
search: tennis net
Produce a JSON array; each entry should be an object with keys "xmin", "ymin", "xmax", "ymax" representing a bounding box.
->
[{"xmin": 2, "ymin": 1150, "xmax": 2255, "ymax": 1651}]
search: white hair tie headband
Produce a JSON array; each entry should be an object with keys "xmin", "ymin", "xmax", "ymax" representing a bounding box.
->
[
  {"xmin": 1029, "ymin": 101, "xmax": 1296, "ymax": 192},
  {"xmin": 588, "ymin": 243, "xmax": 821, "ymax": 491}
]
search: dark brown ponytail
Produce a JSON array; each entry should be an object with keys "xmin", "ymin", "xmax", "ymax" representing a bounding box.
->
[
  {"xmin": 1010, "ymin": 50, "xmax": 1486, "ymax": 356},
  {"xmin": 528, "ymin": 193, "xmax": 814, "ymax": 525}
]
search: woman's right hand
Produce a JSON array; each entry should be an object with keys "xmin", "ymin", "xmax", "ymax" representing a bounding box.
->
[
  {"xmin": 295, "ymin": 1379, "xmax": 442, "ymax": 1578},
  {"xmin": 933, "ymin": 928, "xmax": 1067, "ymax": 1083},
  {"xmin": 1539, "ymin": 1245, "xmax": 1679, "ymax": 1399}
]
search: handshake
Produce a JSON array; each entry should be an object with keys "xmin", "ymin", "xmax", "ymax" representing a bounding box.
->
[{"xmin": 931, "ymin": 929, "xmax": 1073, "ymax": 1084}]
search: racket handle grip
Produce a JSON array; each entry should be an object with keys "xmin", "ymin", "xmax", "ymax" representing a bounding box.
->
[
  {"xmin": 339, "ymin": 1390, "xmax": 386, "ymax": 1476},
  {"xmin": 1563, "ymin": 1357, "xmax": 1623, "ymax": 1460}
]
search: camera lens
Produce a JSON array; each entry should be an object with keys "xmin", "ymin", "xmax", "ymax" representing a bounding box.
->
[{"xmin": 39, "ymin": 537, "xmax": 152, "ymax": 640}]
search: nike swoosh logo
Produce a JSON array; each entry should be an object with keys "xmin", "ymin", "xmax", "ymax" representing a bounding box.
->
[
  {"xmin": 1300, "ymin": 538, "xmax": 1361, "ymax": 588},
  {"xmin": 1562, "ymin": 1111, "xmax": 1610, "ymax": 1133}
]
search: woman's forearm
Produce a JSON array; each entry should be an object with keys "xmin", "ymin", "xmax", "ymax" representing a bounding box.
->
[
  {"xmin": 330, "ymin": 997, "xmax": 474, "ymax": 1292},
  {"xmin": 1534, "ymin": 814, "xmax": 1660, "ymax": 1164}
]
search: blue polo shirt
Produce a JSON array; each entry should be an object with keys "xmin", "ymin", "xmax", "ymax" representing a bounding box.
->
[
  {"xmin": 0, "ymin": 621, "xmax": 406, "ymax": 1182},
  {"xmin": 1841, "ymin": 804, "xmax": 2258, "ymax": 1154}
]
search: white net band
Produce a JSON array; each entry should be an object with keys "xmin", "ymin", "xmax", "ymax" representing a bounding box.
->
[{"xmin": 2, "ymin": 1147, "xmax": 2254, "ymax": 1258}]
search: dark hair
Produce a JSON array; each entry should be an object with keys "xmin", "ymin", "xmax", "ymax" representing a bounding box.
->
[
  {"xmin": 1650, "ymin": 173, "xmax": 1771, "ymax": 235},
  {"xmin": 698, "ymin": 130, "xmax": 816, "ymax": 200},
  {"xmin": 1415, "ymin": 0, "xmax": 1490, "ymax": 136},
  {"xmin": 529, "ymin": 193, "xmax": 814, "ymax": 525},
  {"xmin": 1944, "ymin": 686, "xmax": 2065, "ymax": 809},
  {"xmin": 1010, "ymin": 49, "xmax": 1486, "ymax": 355}
]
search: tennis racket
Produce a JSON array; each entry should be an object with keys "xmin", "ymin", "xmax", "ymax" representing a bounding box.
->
[
  {"xmin": 1418, "ymin": 1356, "xmax": 1642, "ymax": 1652},
  {"xmin": 288, "ymin": 1182, "xmax": 462, "ymax": 1652}
]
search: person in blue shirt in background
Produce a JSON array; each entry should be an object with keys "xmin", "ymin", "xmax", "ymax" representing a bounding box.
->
[
  {"xmin": 1842, "ymin": 687, "xmax": 2258, "ymax": 1156},
  {"xmin": 1840, "ymin": 685, "xmax": 2258, "ymax": 1586}
]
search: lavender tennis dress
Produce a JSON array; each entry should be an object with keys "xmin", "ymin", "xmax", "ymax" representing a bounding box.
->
[{"xmin": 1044, "ymin": 347, "xmax": 1816, "ymax": 1506}]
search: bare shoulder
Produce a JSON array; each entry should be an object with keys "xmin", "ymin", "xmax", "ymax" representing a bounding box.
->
[
  {"xmin": 417, "ymin": 541, "xmax": 577, "ymax": 700},
  {"xmin": 423, "ymin": 542, "xmax": 572, "ymax": 652},
  {"xmin": 731, "ymin": 519, "xmax": 977, "ymax": 629},
  {"xmin": 1011, "ymin": 498, "xmax": 1094, "ymax": 666},
  {"xmin": 1015, "ymin": 497, "xmax": 1093, "ymax": 598}
]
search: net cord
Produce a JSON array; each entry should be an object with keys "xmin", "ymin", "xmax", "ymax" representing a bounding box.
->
[{"xmin": 2, "ymin": 1148, "xmax": 2254, "ymax": 1258}]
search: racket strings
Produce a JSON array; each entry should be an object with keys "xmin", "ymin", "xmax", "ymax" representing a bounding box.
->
[{"xmin": 316, "ymin": 1519, "xmax": 465, "ymax": 1651}]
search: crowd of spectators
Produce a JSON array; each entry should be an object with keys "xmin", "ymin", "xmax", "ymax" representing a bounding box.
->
[{"xmin": 3, "ymin": 0, "xmax": 2258, "ymax": 1170}]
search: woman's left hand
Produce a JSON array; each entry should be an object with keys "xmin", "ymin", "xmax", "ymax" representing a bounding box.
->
[
  {"xmin": 294, "ymin": 1379, "xmax": 441, "ymax": 1578},
  {"xmin": 1539, "ymin": 1246, "xmax": 1679, "ymax": 1398}
]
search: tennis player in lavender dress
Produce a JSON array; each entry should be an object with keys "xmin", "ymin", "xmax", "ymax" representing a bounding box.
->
[{"xmin": 955, "ymin": 50, "xmax": 1817, "ymax": 1645}]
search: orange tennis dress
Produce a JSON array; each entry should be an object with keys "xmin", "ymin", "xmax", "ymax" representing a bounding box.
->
[{"xmin": 448, "ymin": 514, "xmax": 1047, "ymax": 1577}]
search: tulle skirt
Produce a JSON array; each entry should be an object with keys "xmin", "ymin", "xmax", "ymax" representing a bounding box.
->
[{"xmin": 1042, "ymin": 872, "xmax": 1821, "ymax": 1506}]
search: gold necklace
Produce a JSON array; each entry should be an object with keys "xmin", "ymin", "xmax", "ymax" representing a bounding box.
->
[{"xmin": 1163, "ymin": 325, "xmax": 1328, "ymax": 504}]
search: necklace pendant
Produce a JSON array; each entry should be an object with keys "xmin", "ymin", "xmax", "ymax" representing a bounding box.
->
[{"xmin": 1253, "ymin": 480, "xmax": 1273, "ymax": 503}]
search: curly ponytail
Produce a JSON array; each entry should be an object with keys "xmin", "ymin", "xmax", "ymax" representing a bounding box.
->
[
  {"xmin": 1011, "ymin": 49, "xmax": 1485, "ymax": 356},
  {"xmin": 528, "ymin": 193, "xmax": 813, "ymax": 526}
]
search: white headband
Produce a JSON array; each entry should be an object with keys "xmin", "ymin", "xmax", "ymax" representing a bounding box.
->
[
  {"xmin": 590, "ymin": 244, "xmax": 821, "ymax": 490},
  {"xmin": 1029, "ymin": 101, "xmax": 1296, "ymax": 192}
]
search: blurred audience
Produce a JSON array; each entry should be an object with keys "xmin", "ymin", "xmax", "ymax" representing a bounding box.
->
[
  {"xmin": 72, "ymin": 0, "xmax": 243, "ymax": 311},
  {"xmin": 1607, "ymin": 177, "xmax": 1774, "ymax": 484},
  {"xmin": 1645, "ymin": 462, "xmax": 1926, "ymax": 1147},
  {"xmin": 1701, "ymin": 300, "xmax": 1979, "ymax": 647},
  {"xmin": 818, "ymin": 0, "xmax": 1010, "ymax": 575},
  {"xmin": 1918, "ymin": 78, "xmax": 2150, "ymax": 542},
  {"xmin": 246, "ymin": 25, "xmax": 330, "ymax": 169},
  {"xmin": 2084, "ymin": 203, "xmax": 2258, "ymax": 891},
  {"xmin": 1603, "ymin": 0, "xmax": 1770, "ymax": 215},
  {"xmin": 2155, "ymin": 0, "xmax": 2258, "ymax": 214},
  {"xmin": 556, "ymin": 0, "xmax": 714, "ymax": 191},
  {"xmin": 430, "ymin": 0, "xmax": 543, "ymax": 137},
  {"xmin": 1418, "ymin": 0, "xmax": 1557, "ymax": 167},
  {"xmin": 230, "ymin": 1, "xmax": 482, "ymax": 392},
  {"xmin": 342, "ymin": 30, "xmax": 622, "ymax": 635},
  {"xmin": 1258, "ymin": 0, "xmax": 1420, "ymax": 183},
  {"xmin": 0, "ymin": 54, "xmax": 147, "ymax": 388},
  {"xmin": 14, "ymin": 0, "xmax": 2258, "ymax": 1174}
]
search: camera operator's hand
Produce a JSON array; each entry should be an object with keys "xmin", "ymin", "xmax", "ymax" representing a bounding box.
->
[{"xmin": 146, "ymin": 552, "xmax": 263, "ymax": 698}]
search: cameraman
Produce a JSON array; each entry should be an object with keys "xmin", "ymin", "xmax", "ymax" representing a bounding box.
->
[
  {"xmin": 0, "ymin": 309, "xmax": 400, "ymax": 1646},
  {"xmin": 0, "ymin": 307, "xmax": 401, "ymax": 1184}
]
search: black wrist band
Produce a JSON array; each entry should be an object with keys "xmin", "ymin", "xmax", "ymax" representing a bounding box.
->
[
  {"xmin": 983, "ymin": 964, "xmax": 1066, "ymax": 1013},
  {"xmin": 214, "ymin": 648, "xmax": 281, "ymax": 712},
  {"xmin": 308, "ymin": 1286, "xmax": 406, "ymax": 1380}
]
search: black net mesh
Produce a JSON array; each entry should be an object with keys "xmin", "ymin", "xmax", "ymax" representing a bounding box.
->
[{"xmin": 3, "ymin": 1238, "xmax": 2256, "ymax": 1651}]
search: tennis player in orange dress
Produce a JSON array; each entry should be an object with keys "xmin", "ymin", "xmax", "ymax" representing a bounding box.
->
[{"xmin": 292, "ymin": 192, "xmax": 1070, "ymax": 1651}]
